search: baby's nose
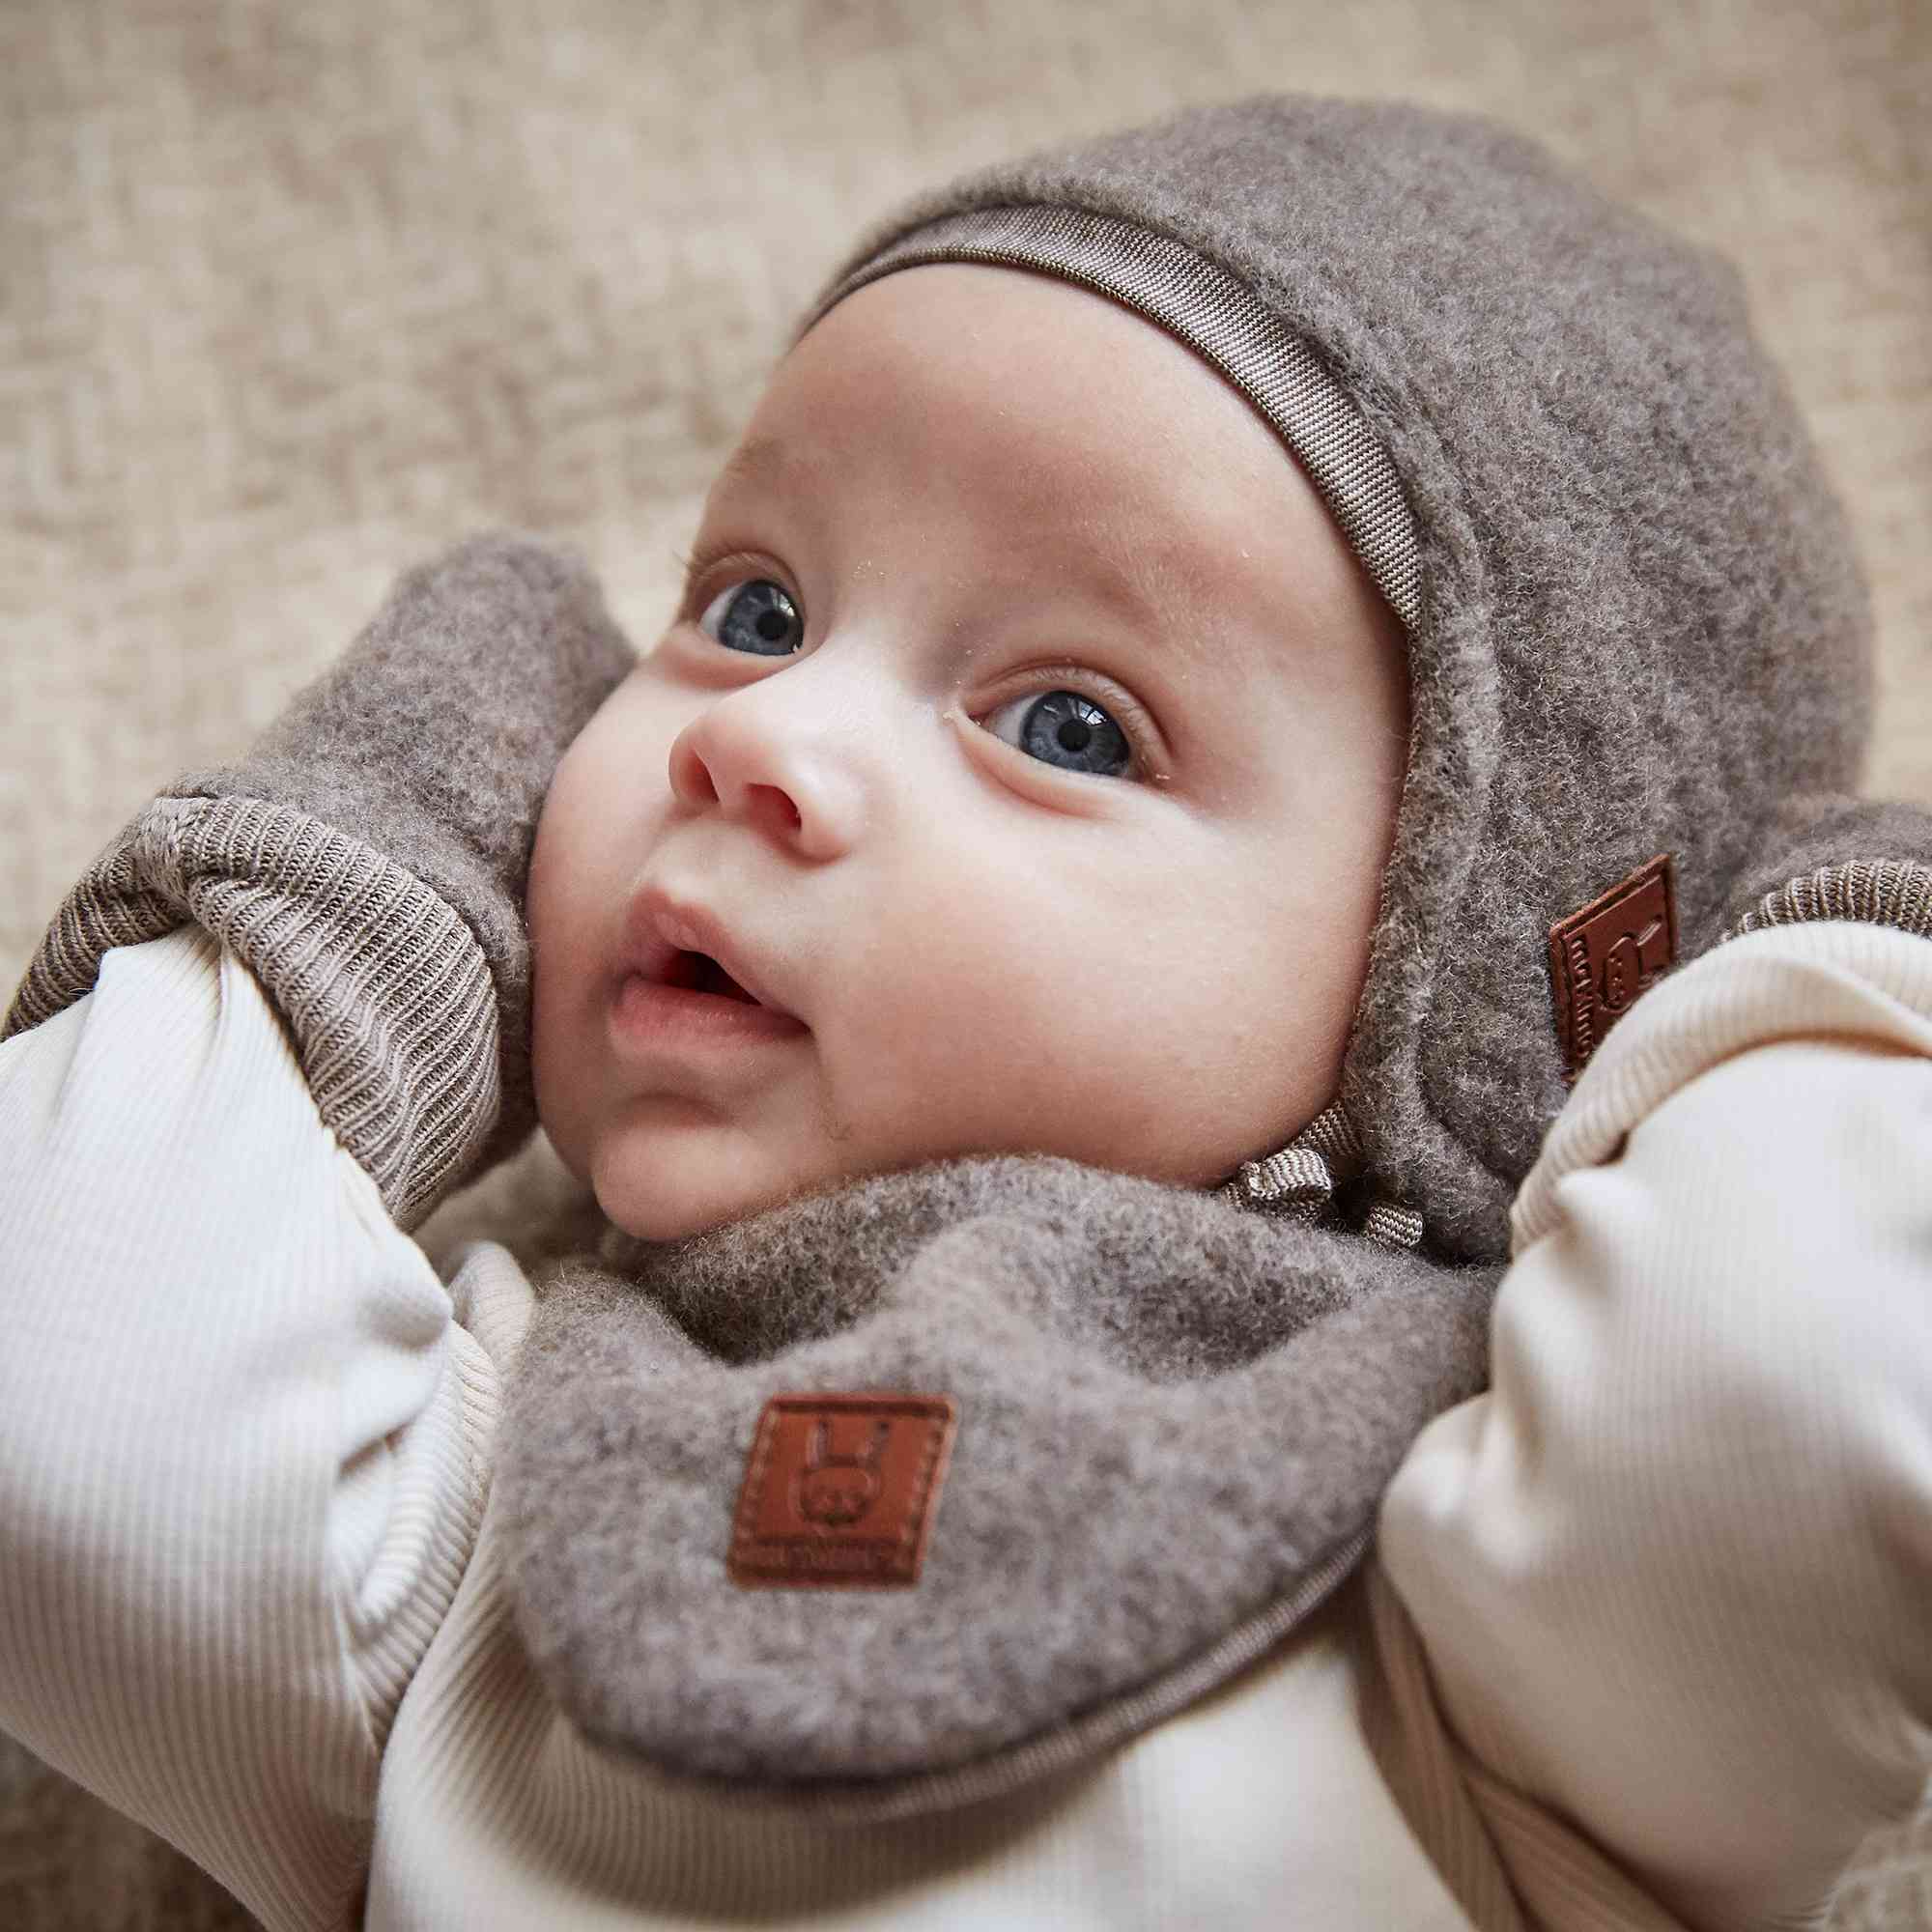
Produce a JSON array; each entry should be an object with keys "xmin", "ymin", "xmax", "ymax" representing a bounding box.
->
[{"xmin": 666, "ymin": 696, "xmax": 866, "ymax": 862}]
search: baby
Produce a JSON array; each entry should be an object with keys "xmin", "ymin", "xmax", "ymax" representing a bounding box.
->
[{"xmin": 6, "ymin": 91, "xmax": 1931, "ymax": 1932}]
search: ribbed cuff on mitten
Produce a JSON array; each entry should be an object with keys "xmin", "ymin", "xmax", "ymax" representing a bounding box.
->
[
  {"xmin": 4, "ymin": 793, "xmax": 501, "ymax": 1234},
  {"xmin": 1725, "ymin": 858, "xmax": 1932, "ymax": 943},
  {"xmin": 1713, "ymin": 797, "xmax": 1932, "ymax": 951}
]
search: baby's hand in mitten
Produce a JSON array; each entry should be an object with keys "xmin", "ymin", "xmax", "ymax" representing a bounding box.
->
[{"xmin": 5, "ymin": 532, "xmax": 638, "ymax": 1231}]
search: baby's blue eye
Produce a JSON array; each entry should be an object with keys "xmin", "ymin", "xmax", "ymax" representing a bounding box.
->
[
  {"xmin": 698, "ymin": 579, "xmax": 804, "ymax": 657},
  {"xmin": 985, "ymin": 691, "xmax": 1133, "ymax": 780}
]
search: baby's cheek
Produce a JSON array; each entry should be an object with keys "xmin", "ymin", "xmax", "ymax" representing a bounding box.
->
[
  {"xmin": 527, "ymin": 1015, "xmax": 596, "ymax": 1183},
  {"xmin": 907, "ymin": 940, "xmax": 1116, "ymax": 1140}
]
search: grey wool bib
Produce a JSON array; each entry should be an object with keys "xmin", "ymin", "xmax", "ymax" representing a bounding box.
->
[
  {"xmin": 497, "ymin": 1159, "xmax": 1500, "ymax": 1817},
  {"xmin": 12, "ymin": 93, "xmax": 1932, "ymax": 1822}
]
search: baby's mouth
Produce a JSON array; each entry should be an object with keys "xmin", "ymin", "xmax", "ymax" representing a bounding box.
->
[
  {"xmin": 618, "ymin": 885, "xmax": 802, "ymax": 1024},
  {"xmin": 668, "ymin": 950, "xmax": 760, "ymax": 1006}
]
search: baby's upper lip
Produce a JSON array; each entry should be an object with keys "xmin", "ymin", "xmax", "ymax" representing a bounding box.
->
[{"xmin": 618, "ymin": 883, "xmax": 801, "ymax": 1023}]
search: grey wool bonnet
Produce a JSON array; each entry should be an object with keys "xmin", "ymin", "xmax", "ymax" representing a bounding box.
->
[{"xmin": 789, "ymin": 92, "xmax": 1877, "ymax": 1263}]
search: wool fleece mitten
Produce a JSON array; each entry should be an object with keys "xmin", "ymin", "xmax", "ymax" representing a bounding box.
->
[{"xmin": 1, "ymin": 533, "xmax": 638, "ymax": 1233}]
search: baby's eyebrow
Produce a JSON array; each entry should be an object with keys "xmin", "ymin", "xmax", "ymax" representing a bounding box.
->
[
  {"xmin": 1048, "ymin": 505, "xmax": 1265, "ymax": 671},
  {"xmin": 713, "ymin": 434, "xmax": 799, "ymax": 500}
]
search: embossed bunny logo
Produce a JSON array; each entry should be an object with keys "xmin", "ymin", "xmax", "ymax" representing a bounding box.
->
[{"xmin": 794, "ymin": 1416, "xmax": 890, "ymax": 1528}]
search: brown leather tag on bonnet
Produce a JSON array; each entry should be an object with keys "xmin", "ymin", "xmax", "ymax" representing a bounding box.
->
[{"xmin": 1548, "ymin": 853, "xmax": 1678, "ymax": 1080}]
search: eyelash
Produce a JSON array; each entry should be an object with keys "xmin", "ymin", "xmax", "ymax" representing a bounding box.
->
[
  {"xmin": 668, "ymin": 544, "xmax": 1168, "ymax": 784},
  {"xmin": 670, "ymin": 542, "xmax": 744, "ymax": 619}
]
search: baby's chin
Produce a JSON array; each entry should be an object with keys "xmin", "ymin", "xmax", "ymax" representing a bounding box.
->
[
  {"xmin": 585, "ymin": 1132, "xmax": 837, "ymax": 1244},
  {"xmin": 596, "ymin": 1188, "xmax": 747, "ymax": 1244}
]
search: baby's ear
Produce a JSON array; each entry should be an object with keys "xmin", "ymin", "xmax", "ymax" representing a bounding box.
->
[{"xmin": 1706, "ymin": 793, "xmax": 1932, "ymax": 953}]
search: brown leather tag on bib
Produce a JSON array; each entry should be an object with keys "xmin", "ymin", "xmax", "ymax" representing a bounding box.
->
[
  {"xmin": 1548, "ymin": 853, "xmax": 1678, "ymax": 1080},
  {"xmin": 728, "ymin": 1393, "xmax": 958, "ymax": 1589}
]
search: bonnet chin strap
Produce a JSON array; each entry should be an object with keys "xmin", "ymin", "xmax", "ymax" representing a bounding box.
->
[{"xmin": 1220, "ymin": 1097, "xmax": 1426, "ymax": 1253}]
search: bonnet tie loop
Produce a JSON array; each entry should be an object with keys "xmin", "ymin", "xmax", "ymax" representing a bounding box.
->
[{"xmin": 1221, "ymin": 1098, "xmax": 1425, "ymax": 1252}]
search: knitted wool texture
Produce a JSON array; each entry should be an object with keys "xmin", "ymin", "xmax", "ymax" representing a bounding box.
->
[{"xmin": 789, "ymin": 92, "xmax": 1875, "ymax": 1261}]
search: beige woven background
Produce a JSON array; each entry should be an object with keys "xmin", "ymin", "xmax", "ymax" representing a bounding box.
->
[{"xmin": 3, "ymin": 0, "xmax": 1928, "ymax": 1925}]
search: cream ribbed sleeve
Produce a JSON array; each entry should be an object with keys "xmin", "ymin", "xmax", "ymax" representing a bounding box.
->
[
  {"xmin": 1376, "ymin": 920, "xmax": 1932, "ymax": 1932},
  {"xmin": 0, "ymin": 924, "xmax": 495, "ymax": 1932}
]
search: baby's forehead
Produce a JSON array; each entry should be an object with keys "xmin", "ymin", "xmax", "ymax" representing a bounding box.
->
[{"xmin": 751, "ymin": 266, "xmax": 1307, "ymax": 519}]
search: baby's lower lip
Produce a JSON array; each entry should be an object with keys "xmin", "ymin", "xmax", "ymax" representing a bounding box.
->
[{"xmin": 611, "ymin": 974, "xmax": 810, "ymax": 1049}]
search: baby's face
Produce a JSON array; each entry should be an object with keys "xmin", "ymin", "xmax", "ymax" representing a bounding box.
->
[{"xmin": 527, "ymin": 263, "xmax": 1407, "ymax": 1239}]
